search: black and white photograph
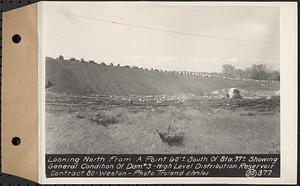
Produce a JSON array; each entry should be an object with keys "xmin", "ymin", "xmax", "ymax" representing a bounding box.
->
[
  {"xmin": 0, "ymin": 1, "xmax": 297, "ymax": 184},
  {"xmin": 44, "ymin": 3, "xmax": 280, "ymax": 155}
]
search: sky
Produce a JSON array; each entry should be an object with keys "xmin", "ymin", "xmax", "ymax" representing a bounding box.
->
[{"xmin": 42, "ymin": 2, "xmax": 280, "ymax": 72}]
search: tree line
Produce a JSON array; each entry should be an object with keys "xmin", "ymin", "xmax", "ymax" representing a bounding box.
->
[{"xmin": 222, "ymin": 64, "xmax": 280, "ymax": 81}]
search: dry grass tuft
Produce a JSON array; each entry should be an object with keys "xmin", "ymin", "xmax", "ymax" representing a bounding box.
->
[{"xmin": 156, "ymin": 125, "xmax": 185, "ymax": 146}]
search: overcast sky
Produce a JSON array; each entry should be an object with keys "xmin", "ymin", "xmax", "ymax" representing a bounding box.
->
[{"xmin": 42, "ymin": 2, "xmax": 280, "ymax": 72}]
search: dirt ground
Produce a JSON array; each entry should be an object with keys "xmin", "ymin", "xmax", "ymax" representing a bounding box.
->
[{"xmin": 46, "ymin": 89, "xmax": 280, "ymax": 154}]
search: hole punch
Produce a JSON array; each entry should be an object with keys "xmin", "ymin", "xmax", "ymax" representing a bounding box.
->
[
  {"xmin": 11, "ymin": 137, "xmax": 21, "ymax": 146},
  {"xmin": 12, "ymin": 34, "xmax": 21, "ymax": 44}
]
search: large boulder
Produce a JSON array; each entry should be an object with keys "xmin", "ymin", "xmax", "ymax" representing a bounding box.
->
[{"xmin": 227, "ymin": 88, "xmax": 241, "ymax": 99}]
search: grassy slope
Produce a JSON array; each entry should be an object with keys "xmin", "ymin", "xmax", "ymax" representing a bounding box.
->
[
  {"xmin": 46, "ymin": 101, "xmax": 280, "ymax": 154},
  {"xmin": 46, "ymin": 57, "xmax": 279, "ymax": 96}
]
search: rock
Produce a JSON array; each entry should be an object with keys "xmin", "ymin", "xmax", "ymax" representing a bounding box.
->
[
  {"xmin": 266, "ymin": 96, "xmax": 272, "ymax": 100},
  {"xmin": 274, "ymin": 90, "xmax": 280, "ymax": 96},
  {"xmin": 212, "ymin": 90, "xmax": 219, "ymax": 95},
  {"xmin": 227, "ymin": 88, "xmax": 241, "ymax": 99}
]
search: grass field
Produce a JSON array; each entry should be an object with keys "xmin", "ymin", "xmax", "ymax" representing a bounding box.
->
[{"xmin": 46, "ymin": 89, "xmax": 280, "ymax": 154}]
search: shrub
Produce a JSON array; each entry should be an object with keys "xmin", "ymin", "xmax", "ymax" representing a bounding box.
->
[
  {"xmin": 57, "ymin": 55, "xmax": 64, "ymax": 60},
  {"xmin": 89, "ymin": 60, "xmax": 97, "ymax": 64},
  {"xmin": 76, "ymin": 112, "xmax": 85, "ymax": 119},
  {"xmin": 46, "ymin": 80, "xmax": 53, "ymax": 89},
  {"xmin": 90, "ymin": 112, "xmax": 119, "ymax": 127},
  {"xmin": 156, "ymin": 125, "xmax": 185, "ymax": 146}
]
